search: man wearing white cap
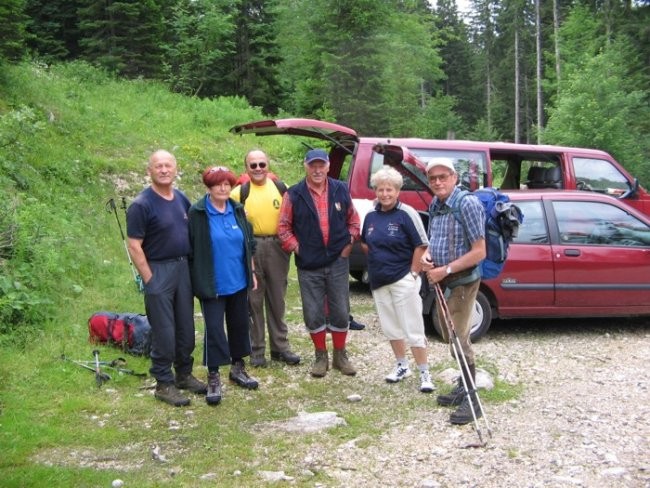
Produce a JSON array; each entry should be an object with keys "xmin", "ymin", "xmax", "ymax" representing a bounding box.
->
[
  {"xmin": 278, "ymin": 149, "xmax": 361, "ymax": 378},
  {"xmin": 421, "ymin": 157, "xmax": 486, "ymax": 425}
]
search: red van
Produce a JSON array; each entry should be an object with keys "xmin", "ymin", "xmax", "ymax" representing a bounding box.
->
[{"xmin": 231, "ymin": 118, "xmax": 650, "ymax": 281}]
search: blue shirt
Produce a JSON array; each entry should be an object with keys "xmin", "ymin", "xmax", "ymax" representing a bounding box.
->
[
  {"xmin": 427, "ymin": 187, "xmax": 485, "ymax": 267},
  {"xmin": 206, "ymin": 196, "xmax": 247, "ymax": 296},
  {"xmin": 362, "ymin": 201, "xmax": 428, "ymax": 290}
]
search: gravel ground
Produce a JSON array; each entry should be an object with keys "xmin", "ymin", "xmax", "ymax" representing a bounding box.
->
[{"xmin": 326, "ymin": 284, "xmax": 650, "ymax": 488}]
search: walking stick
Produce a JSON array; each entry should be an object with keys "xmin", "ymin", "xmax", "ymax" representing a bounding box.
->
[
  {"xmin": 433, "ymin": 282, "xmax": 492, "ymax": 446},
  {"xmin": 105, "ymin": 198, "xmax": 143, "ymax": 293}
]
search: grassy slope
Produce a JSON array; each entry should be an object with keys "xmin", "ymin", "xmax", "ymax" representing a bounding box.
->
[{"xmin": 0, "ymin": 62, "xmax": 342, "ymax": 487}]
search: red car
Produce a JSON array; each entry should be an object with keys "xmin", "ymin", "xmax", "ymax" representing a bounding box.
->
[{"xmin": 429, "ymin": 190, "xmax": 650, "ymax": 340}]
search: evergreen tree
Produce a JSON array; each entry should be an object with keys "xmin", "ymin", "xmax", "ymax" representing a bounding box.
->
[
  {"xmin": 77, "ymin": 0, "xmax": 165, "ymax": 78},
  {"xmin": 24, "ymin": 0, "xmax": 82, "ymax": 61},
  {"xmin": 161, "ymin": 0, "xmax": 236, "ymax": 97},
  {"xmin": 0, "ymin": 0, "xmax": 28, "ymax": 61},
  {"xmin": 225, "ymin": 0, "xmax": 283, "ymax": 114}
]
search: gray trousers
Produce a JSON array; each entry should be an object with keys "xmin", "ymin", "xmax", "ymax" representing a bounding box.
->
[
  {"xmin": 297, "ymin": 256, "xmax": 350, "ymax": 333},
  {"xmin": 249, "ymin": 237, "xmax": 291, "ymax": 357},
  {"xmin": 144, "ymin": 258, "xmax": 195, "ymax": 383}
]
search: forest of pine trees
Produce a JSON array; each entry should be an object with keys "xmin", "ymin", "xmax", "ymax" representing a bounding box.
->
[{"xmin": 1, "ymin": 0, "xmax": 649, "ymax": 181}]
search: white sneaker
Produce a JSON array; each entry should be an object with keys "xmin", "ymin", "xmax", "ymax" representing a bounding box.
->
[
  {"xmin": 419, "ymin": 370, "xmax": 435, "ymax": 393},
  {"xmin": 385, "ymin": 364, "xmax": 412, "ymax": 383}
]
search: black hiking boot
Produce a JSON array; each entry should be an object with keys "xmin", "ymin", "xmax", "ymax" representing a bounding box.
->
[
  {"xmin": 436, "ymin": 378, "xmax": 465, "ymax": 406},
  {"xmin": 229, "ymin": 360, "xmax": 259, "ymax": 389},
  {"xmin": 206, "ymin": 371, "xmax": 222, "ymax": 406},
  {"xmin": 449, "ymin": 392, "xmax": 482, "ymax": 425}
]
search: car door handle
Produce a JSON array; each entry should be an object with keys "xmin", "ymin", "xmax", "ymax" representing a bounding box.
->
[{"xmin": 564, "ymin": 249, "xmax": 581, "ymax": 257}]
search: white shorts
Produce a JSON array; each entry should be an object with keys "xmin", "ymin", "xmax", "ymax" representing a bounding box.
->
[{"xmin": 371, "ymin": 273, "xmax": 427, "ymax": 348}]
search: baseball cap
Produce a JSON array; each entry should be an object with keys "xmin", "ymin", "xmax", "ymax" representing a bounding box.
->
[
  {"xmin": 304, "ymin": 149, "xmax": 330, "ymax": 164},
  {"xmin": 425, "ymin": 157, "xmax": 456, "ymax": 173}
]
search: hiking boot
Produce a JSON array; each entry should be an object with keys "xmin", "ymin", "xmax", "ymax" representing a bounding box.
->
[
  {"xmin": 436, "ymin": 378, "xmax": 465, "ymax": 406},
  {"xmin": 229, "ymin": 360, "xmax": 259, "ymax": 390},
  {"xmin": 348, "ymin": 316, "xmax": 366, "ymax": 331},
  {"xmin": 385, "ymin": 364, "xmax": 412, "ymax": 383},
  {"xmin": 155, "ymin": 383, "xmax": 190, "ymax": 407},
  {"xmin": 450, "ymin": 393, "xmax": 482, "ymax": 425},
  {"xmin": 250, "ymin": 356, "xmax": 268, "ymax": 368},
  {"xmin": 310, "ymin": 349, "xmax": 329, "ymax": 377},
  {"xmin": 332, "ymin": 348, "xmax": 357, "ymax": 376},
  {"xmin": 206, "ymin": 371, "xmax": 222, "ymax": 406},
  {"xmin": 270, "ymin": 350, "xmax": 301, "ymax": 365},
  {"xmin": 175, "ymin": 373, "xmax": 208, "ymax": 395},
  {"xmin": 419, "ymin": 370, "xmax": 435, "ymax": 393}
]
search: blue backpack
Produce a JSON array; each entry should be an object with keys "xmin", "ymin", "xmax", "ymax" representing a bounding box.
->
[{"xmin": 450, "ymin": 188, "xmax": 524, "ymax": 279}]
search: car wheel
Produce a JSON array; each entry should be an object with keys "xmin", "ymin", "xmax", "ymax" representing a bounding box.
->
[{"xmin": 430, "ymin": 290, "xmax": 492, "ymax": 342}]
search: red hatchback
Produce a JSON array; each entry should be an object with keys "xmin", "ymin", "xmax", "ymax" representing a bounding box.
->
[{"xmin": 430, "ymin": 190, "xmax": 650, "ymax": 340}]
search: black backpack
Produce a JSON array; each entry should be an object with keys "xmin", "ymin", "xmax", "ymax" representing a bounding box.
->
[{"xmin": 239, "ymin": 179, "xmax": 287, "ymax": 204}]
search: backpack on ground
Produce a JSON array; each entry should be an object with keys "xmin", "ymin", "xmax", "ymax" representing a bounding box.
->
[
  {"xmin": 449, "ymin": 187, "xmax": 524, "ymax": 279},
  {"xmin": 88, "ymin": 312, "xmax": 151, "ymax": 356}
]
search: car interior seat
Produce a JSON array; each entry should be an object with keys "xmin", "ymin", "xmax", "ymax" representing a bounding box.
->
[
  {"xmin": 544, "ymin": 166, "xmax": 563, "ymax": 189},
  {"xmin": 526, "ymin": 166, "xmax": 546, "ymax": 189}
]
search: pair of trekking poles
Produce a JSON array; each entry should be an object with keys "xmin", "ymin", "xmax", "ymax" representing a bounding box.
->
[
  {"xmin": 61, "ymin": 350, "xmax": 146, "ymax": 387},
  {"xmin": 432, "ymin": 281, "xmax": 492, "ymax": 447}
]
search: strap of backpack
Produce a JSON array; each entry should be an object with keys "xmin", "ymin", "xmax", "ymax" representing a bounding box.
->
[
  {"xmin": 240, "ymin": 181, "xmax": 251, "ymax": 205},
  {"xmin": 241, "ymin": 179, "xmax": 287, "ymax": 205}
]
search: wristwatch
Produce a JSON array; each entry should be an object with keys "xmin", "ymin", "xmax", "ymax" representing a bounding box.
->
[{"xmin": 446, "ymin": 265, "xmax": 452, "ymax": 275}]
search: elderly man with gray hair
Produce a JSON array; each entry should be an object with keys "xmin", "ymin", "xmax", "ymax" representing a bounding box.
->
[{"xmin": 421, "ymin": 157, "xmax": 486, "ymax": 425}]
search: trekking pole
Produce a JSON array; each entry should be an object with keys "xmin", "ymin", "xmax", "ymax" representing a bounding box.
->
[
  {"xmin": 105, "ymin": 198, "xmax": 143, "ymax": 293},
  {"xmin": 92, "ymin": 349, "xmax": 110, "ymax": 387},
  {"xmin": 433, "ymin": 282, "xmax": 492, "ymax": 446},
  {"xmin": 61, "ymin": 354, "xmax": 111, "ymax": 383}
]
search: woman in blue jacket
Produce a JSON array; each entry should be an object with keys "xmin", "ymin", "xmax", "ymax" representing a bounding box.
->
[{"xmin": 188, "ymin": 166, "xmax": 258, "ymax": 406}]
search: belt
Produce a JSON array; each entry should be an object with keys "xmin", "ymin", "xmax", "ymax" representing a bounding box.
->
[
  {"xmin": 255, "ymin": 235, "xmax": 278, "ymax": 239},
  {"xmin": 150, "ymin": 256, "xmax": 187, "ymax": 264}
]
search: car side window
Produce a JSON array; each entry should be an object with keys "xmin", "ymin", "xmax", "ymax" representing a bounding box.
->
[
  {"xmin": 512, "ymin": 201, "xmax": 549, "ymax": 244},
  {"xmin": 572, "ymin": 157, "xmax": 630, "ymax": 196},
  {"xmin": 553, "ymin": 201, "xmax": 650, "ymax": 247}
]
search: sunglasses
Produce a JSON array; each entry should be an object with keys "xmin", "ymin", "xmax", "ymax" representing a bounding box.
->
[
  {"xmin": 249, "ymin": 162, "xmax": 267, "ymax": 170},
  {"xmin": 428, "ymin": 173, "xmax": 452, "ymax": 183},
  {"xmin": 208, "ymin": 166, "xmax": 229, "ymax": 173}
]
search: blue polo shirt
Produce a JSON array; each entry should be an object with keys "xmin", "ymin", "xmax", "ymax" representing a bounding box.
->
[
  {"xmin": 206, "ymin": 196, "xmax": 247, "ymax": 296},
  {"xmin": 361, "ymin": 201, "xmax": 428, "ymax": 290}
]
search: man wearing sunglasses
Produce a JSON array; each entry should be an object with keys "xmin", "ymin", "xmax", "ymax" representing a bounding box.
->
[{"xmin": 231, "ymin": 149, "xmax": 300, "ymax": 368}]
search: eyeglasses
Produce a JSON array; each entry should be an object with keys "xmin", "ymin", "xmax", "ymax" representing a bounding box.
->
[
  {"xmin": 249, "ymin": 162, "xmax": 267, "ymax": 170},
  {"xmin": 208, "ymin": 166, "xmax": 229, "ymax": 173},
  {"xmin": 428, "ymin": 173, "xmax": 453, "ymax": 183}
]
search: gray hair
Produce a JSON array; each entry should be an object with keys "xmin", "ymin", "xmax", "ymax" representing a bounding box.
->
[{"xmin": 370, "ymin": 166, "xmax": 403, "ymax": 190}]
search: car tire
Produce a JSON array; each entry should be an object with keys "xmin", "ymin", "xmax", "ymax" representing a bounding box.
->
[{"xmin": 428, "ymin": 289, "xmax": 492, "ymax": 342}]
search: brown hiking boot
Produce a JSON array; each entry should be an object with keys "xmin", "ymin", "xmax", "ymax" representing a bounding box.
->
[
  {"xmin": 332, "ymin": 348, "xmax": 356, "ymax": 376},
  {"xmin": 155, "ymin": 383, "xmax": 190, "ymax": 407},
  {"xmin": 175, "ymin": 373, "xmax": 208, "ymax": 395},
  {"xmin": 310, "ymin": 349, "xmax": 329, "ymax": 377}
]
